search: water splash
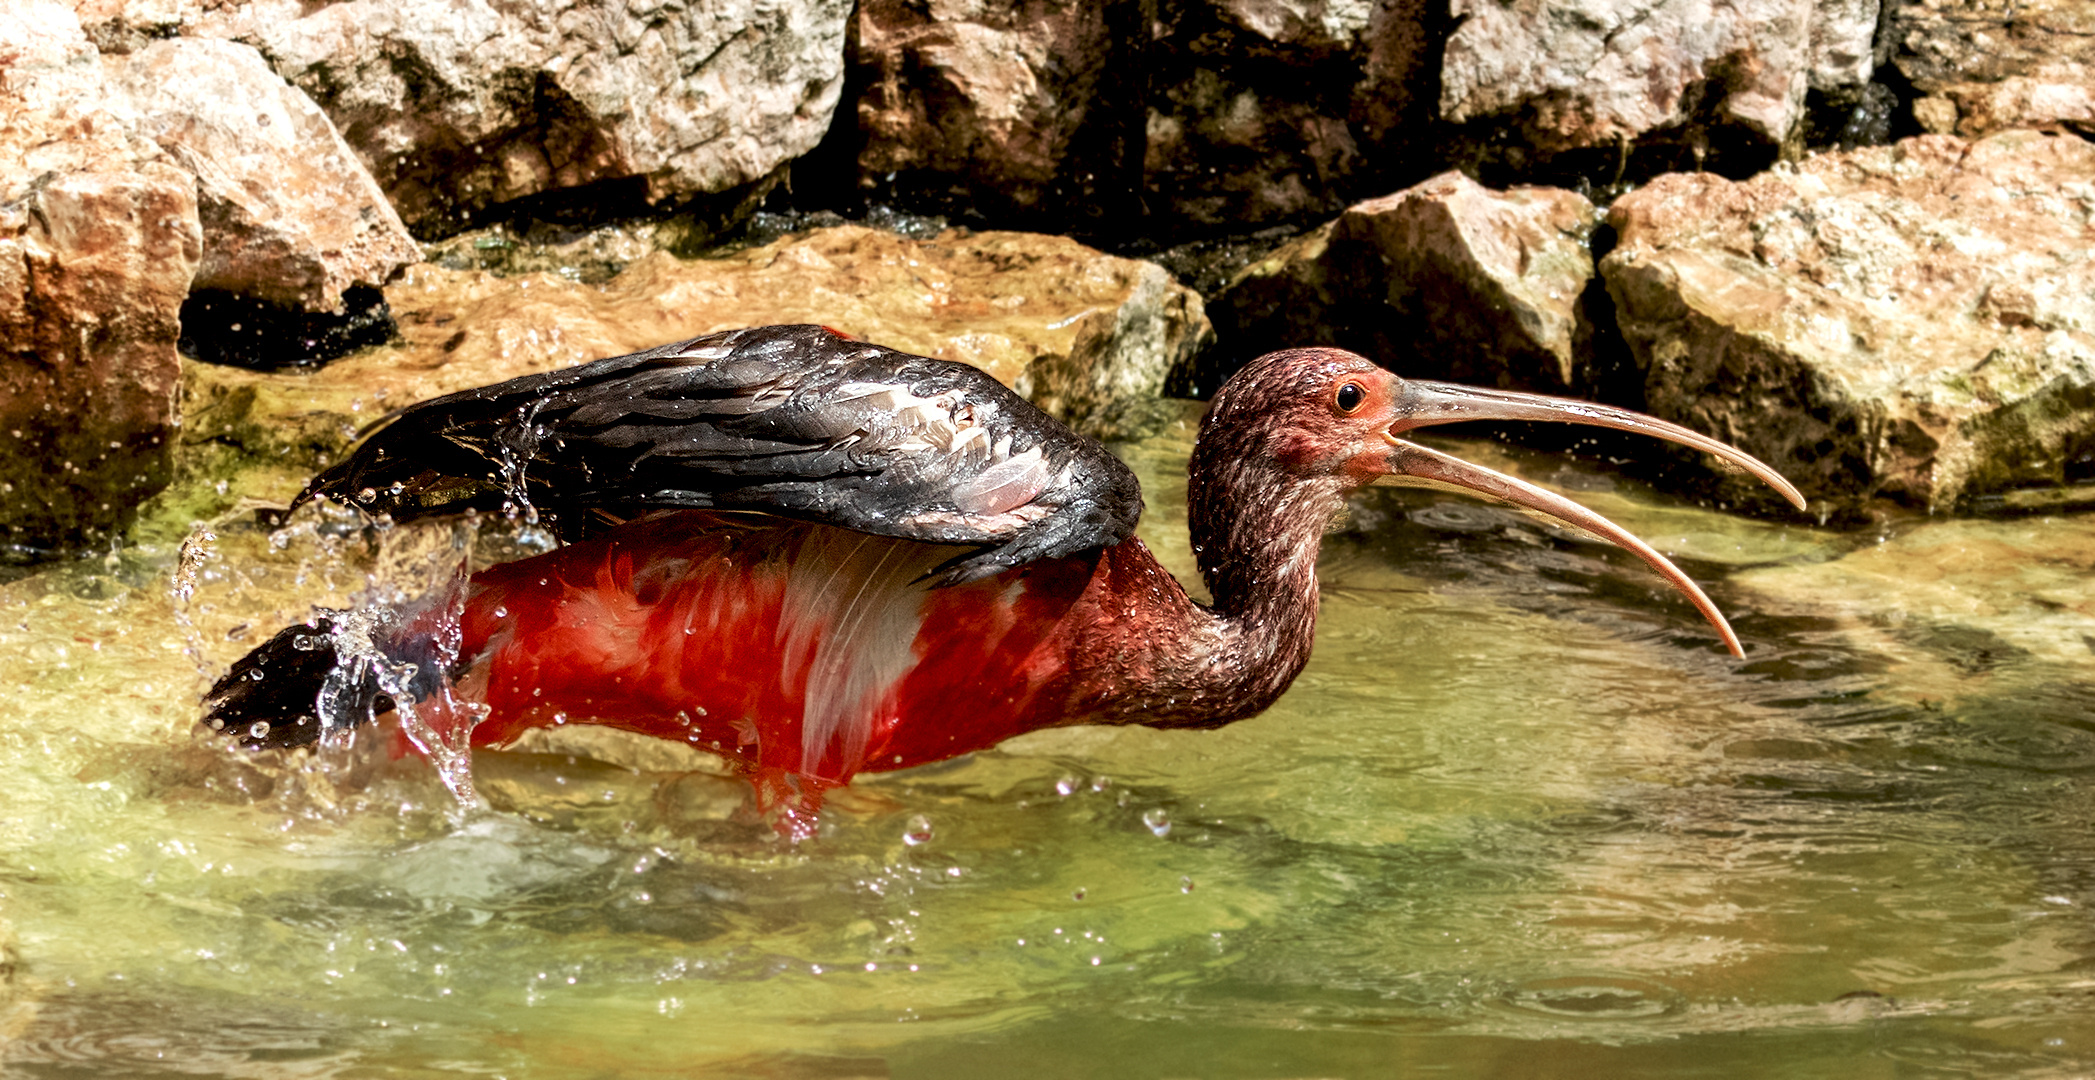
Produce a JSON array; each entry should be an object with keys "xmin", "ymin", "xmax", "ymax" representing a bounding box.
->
[
  {"xmin": 490, "ymin": 399, "xmax": 552, "ymax": 539},
  {"xmin": 170, "ymin": 524, "xmax": 219, "ymax": 682},
  {"xmin": 1141, "ymin": 808, "xmax": 1172, "ymax": 837},
  {"xmin": 323, "ymin": 516, "xmax": 490, "ymax": 807}
]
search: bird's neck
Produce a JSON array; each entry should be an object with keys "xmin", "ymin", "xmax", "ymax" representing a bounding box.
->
[
  {"xmin": 1191, "ymin": 462, "xmax": 1341, "ymax": 622},
  {"xmin": 1132, "ymin": 450, "xmax": 1344, "ymax": 726}
]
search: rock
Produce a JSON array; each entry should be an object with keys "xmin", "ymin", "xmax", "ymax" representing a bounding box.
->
[
  {"xmin": 1440, "ymin": 0, "xmax": 1881, "ymax": 163},
  {"xmin": 181, "ymin": 225, "xmax": 1212, "ymax": 509},
  {"xmin": 1600, "ymin": 131, "xmax": 2095, "ymax": 515},
  {"xmin": 1208, "ymin": 171, "xmax": 1599, "ymax": 394},
  {"xmin": 0, "ymin": 1, "xmax": 202, "ymax": 551},
  {"xmin": 855, "ymin": 0, "xmax": 1130, "ymax": 223},
  {"xmin": 189, "ymin": 0, "xmax": 853, "ymax": 238},
  {"xmin": 1343, "ymin": 173, "xmax": 1599, "ymax": 390},
  {"xmin": 0, "ymin": 170, "xmax": 201, "ymax": 552},
  {"xmin": 850, "ymin": 0, "xmax": 1436, "ymax": 237},
  {"xmin": 68, "ymin": 0, "xmax": 201, "ymax": 53},
  {"xmin": 1142, "ymin": 0, "xmax": 1435, "ymax": 233},
  {"xmin": 0, "ymin": 1, "xmax": 420, "ymax": 545},
  {"xmin": 1204, "ymin": 220, "xmax": 1354, "ymax": 388},
  {"xmin": 113, "ymin": 37, "xmax": 421, "ymax": 311},
  {"xmin": 1889, "ymin": 0, "xmax": 2095, "ymax": 138}
]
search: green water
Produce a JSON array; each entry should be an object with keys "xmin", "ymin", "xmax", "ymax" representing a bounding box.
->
[{"xmin": 3, "ymin": 415, "xmax": 2093, "ymax": 1078}]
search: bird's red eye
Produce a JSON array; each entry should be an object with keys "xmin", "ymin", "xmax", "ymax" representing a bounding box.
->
[{"xmin": 1335, "ymin": 382, "xmax": 1366, "ymax": 413}]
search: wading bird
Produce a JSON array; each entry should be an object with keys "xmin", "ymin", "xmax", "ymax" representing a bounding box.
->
[{"xmin": 204, "ymin": 324, "xmax": 1802, "ymax": 834}]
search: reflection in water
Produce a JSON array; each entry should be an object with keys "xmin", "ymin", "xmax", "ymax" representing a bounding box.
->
[{"xmin": 1, "ymin": 418, "xmax": 2092, "ymax": 1077}]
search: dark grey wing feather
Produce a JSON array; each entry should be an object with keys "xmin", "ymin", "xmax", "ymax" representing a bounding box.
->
[{"xmin": 300, "ymin": 324, "xmax": 1144, "ymax": 583}]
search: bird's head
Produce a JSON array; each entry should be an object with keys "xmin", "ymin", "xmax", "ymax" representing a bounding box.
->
[{"xmin": 1194, "ymin": 347, "xmax": 1806, "ymax": 656}]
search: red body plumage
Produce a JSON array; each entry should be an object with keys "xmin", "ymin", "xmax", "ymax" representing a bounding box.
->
[{"xmin": 454, "ymin": 512, "xmax": 1180, "ymax": 808}]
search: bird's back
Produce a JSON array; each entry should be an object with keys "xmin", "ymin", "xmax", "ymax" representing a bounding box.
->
[{"xmin": 307, "ymin": 324, "xmax": 1144, "ymax": 586}]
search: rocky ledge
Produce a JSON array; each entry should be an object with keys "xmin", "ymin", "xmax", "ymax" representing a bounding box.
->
[
  {"xmin": 180, "ymin": 225, "xmax": 1210, "ymax": 519},
  {"xmin": 1605, "ymin": 130, "xmax": 2095, "ymax": 513},
  {"xmin": 4, "ymin": 0, "xmax": 2093, "ymax": 553}
]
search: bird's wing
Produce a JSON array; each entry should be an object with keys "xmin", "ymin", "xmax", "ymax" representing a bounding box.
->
[{"xmin": 300, "ymin": 324, "xmax": 1145, "ymax": 584}]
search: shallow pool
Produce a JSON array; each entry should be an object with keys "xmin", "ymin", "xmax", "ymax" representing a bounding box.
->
[{"xmin": 3, "ymin": 415, "xmax": 2092, "ymax": 1078}]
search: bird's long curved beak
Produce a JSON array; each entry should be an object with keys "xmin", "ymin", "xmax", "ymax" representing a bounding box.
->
[{"xmin": 1381, "ymin": 381, "xmax": 1806, "ymax": 658}]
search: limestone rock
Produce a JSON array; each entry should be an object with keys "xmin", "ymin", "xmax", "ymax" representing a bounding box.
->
[
  {"xmin": 1890, "ymin": 0, "xmax": 2095, "ymax": 138},
  {"xmin": 1344, "ymin": 173, "xmax": 1598, "ymax": 390},
  {"xmin": 1601, "ymin": 131, "xmax": 2095, "ymax": 513},
  {"xmin": 182, "ymin": 226, "xmax": 1212, "ymax": 508},
  {"xmin": 68, "ymin": 0, "xmax": 202, "ymax": 53},
  {"xmin": 114, "ymin": 37, "xmax": 422, "ymax": 310},
  {"xmin": 0, "ymin": 2, "xmax": 202, "ymax": 550},
  {"xmin": 4, "ymin": 3, "xmax": 419, "ymax": 316},
  {"xmin": 1209, "ymin": 172, "xmax": 1598, "ymax": 394},
  {"xmin": 855, "ymin": 0, "xmax": 1126, "ymax": 220},
  {"xmin": 190, "ymin": 0, "xmax": 852, "ymax": 238},
  {"xmin": 0, "ymin": 170, "xmax": 202, "ymax": 552},
  {"xmin": 1, "ymin": 1, "xmax": 423, "ymax": 545},
  {"xmin": 1440, "ymin": 0, "xmax": 1881, "ymax": 156}
]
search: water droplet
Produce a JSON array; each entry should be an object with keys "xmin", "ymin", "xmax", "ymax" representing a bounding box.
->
[
  {"xmin": 902, "ymin": 815, "xmax": 933, "ymax": 846},
  {"xmin": 492, "ymin": 606, "xmax": 508, "ymax": 619},
  {"xmin": 1054, "ymin": 775, "xmax": 1077, "ymax": 796},
  {"xmin": 1180, "ymin": 876, "xmax": 1195, "ymax": 893},
  {"xmin": 1141, "ymin": 808, "xmax": 1172, "ymax": 837},
  {"xmin": 248, "ymin": 721, "xmax": 270, "ymax": 739},
  {"xmin": 1071, "ymin": 888, "xmax": 1086, "ymax": 901},
  {"xmin": 356, "ymin": 487, "xmax": 377, "ymax": 503}
]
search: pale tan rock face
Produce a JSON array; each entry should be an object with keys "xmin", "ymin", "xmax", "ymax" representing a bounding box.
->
[
  {"xmin": 1602, "ymin": 131, "xmax": 2095, "ymax": 513},
  {"xmin": 0, "ymin": 169, "xmax": 203, "ymax": 550},
  {"xmin": 1345, "ymin": 173, "xmax": 1598, "ymax": 391},
  {"xmin": 187, "ymin": 0, "xmax": 853, "ymax": 237},
  {"xmin": 0, "ymin": 2, "xmax": 202, "ymax": 549},
  {"xmin": 66, "ymin": 0, "xmax": 202, "ymax": 52},
  {"xmin": 19, "ymin": 4, "xmax": 417, "ymax": 316},
  {"xmin": 1210, "ymin": 172, "xmax": 1598, "ymax": 394},
  {"xmin": 1, "ymin": 1, "xmax": 420, "ymax": 546},
  {"xmin": 112, "ymin": 36, "xmax": 423, "ymax": 310},
  {"xmin": 1439, "ymin": 0, "xmax": 1879, "ymax": 152},
  {"xmin": 1890, "ymin": 0, "xmax": 2095, "ymax": 138},
  {"xmin": 183, "ymin": 226, "xmax": 1213, "ymax": 505}
]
